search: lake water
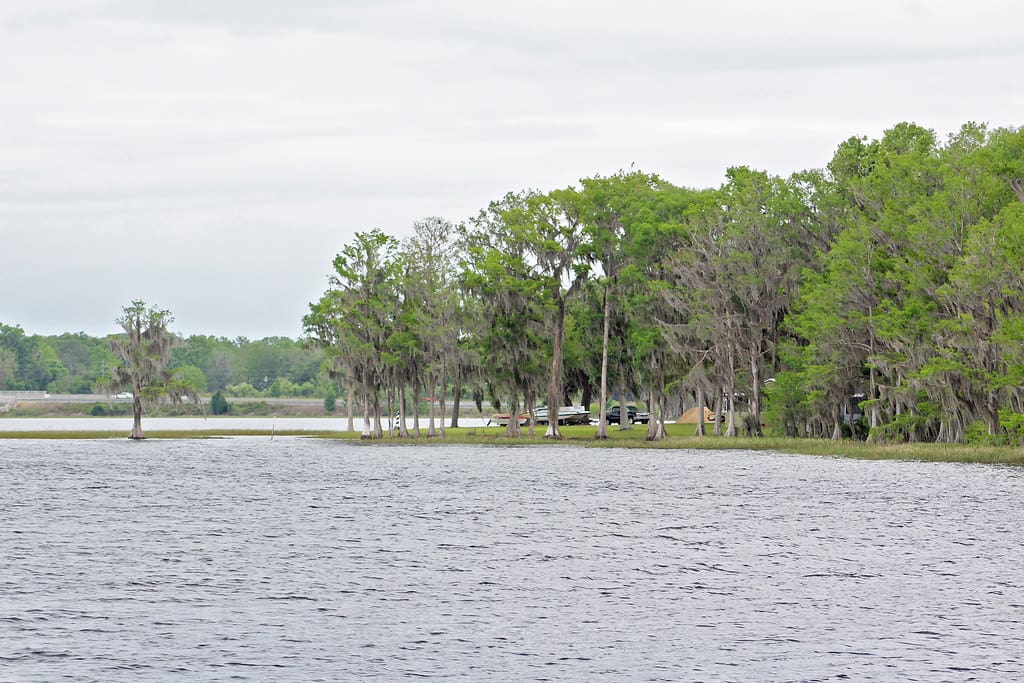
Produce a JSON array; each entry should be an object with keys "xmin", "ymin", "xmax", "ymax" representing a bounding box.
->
[{"xmin": 2, "ymin": 440, "xmax": 1023, "ymax": 681}]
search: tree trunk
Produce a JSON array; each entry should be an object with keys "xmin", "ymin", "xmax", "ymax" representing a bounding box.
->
[
  {"xmin": 749, "ymin": 347, "xmax": 763, "ymax": 437},
  {"xmin": 617, "ymin": 378, "xmax": 631, "ymax": 431},
  {"xmin": 545, "ymin": 295, "xmax": 566, "ymax": 439},
  {"xmin": 649, "ymin": 364, "xmax": 668, "ymax": 441},
  {"xmin": 726, "ymin": 353, "xmax": 737, "ymax": 437},
  {"xmin": 986, "ymin": 392, "xmax": 1000, "ymax": 436},
  {"xmin": 526, "ymin": 390, "xmax": 536, "ymax": 437},
  {"xmin": 596, "ymin": 283, "xmax": 611, "ymax": 440},
  {"xmin": 372, "ymin": 390, "xmax": 383, "ymax": 439},
  {"xmin": 397, "ymin": 384, "xmax": 409, "ymax": 437},
  {"xmin": 1010, "ymin": 178, "xmax": 1024, "ymax": 204},
  {"xmin": 504, "ymin": 393, "xmax": 522, "ymax": 437},
  {"xmin": 868, "ymin": 365, "xmax": 879, "ymax": 430},
  {"xmin": 439, "ymin": 361, "xmax": 447, "ymax": 438},
  {"xmin": 695, "ymin": 385, "xmax": 706, "ymax": 437},
  {"xmin": 868, "ymin": 320, "xmax": 879, "ymax": 430},
  {"xmin": 346, "ymin": 381, "xmax": 355, "ymax": 433},
  {"xmin": 129, "ymin": 387, "xmax": 144, "ymax": 439},
  {"xmin": 387, "ymin": 385, "xmax": 395, "ymax": 438},
  {"xmin": 360, "ymin": 381, "xmax": 372, "ymax": 439},
  {"xmin": 579, "ymin": 383, "xmax": 591, "ymax": 416},
  {"xmin": 657, "ymin": 388, "xmax": 668, "ymax": 439},
  {"xmin": 428, "ymin": 379, "xmax": 437, "ymax": 437},
  {"xmin": 725, "ymin": 393, "xmax": 737, "ymax": 437},
  {"xmin": 450, "ymin": 370, "xmax": 461, "ymax": 429},
  {"xmin": 412, "ymin": 384, "xmax": 421, "ymax": 438},
  {"xmin": 713, "ymin": 389, "xmax": 723, "ymax": 437},
  {"xmin": 646, "ymin": 385, "xmax": 666, "ymax": 441}
]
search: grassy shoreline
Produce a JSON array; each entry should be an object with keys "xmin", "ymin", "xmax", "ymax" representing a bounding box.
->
[{"xmin": 2, "ymin": 422, "xmax": 1022, "ymax": 465}]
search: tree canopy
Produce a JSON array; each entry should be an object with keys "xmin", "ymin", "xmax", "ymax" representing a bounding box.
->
[{"xmin": 304, "ymin": 121, "xmax": 1024, "ymax": 445}]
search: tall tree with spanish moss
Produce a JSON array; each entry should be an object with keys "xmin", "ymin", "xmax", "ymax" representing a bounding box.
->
[
  {"xmin": 304, "ymin": 230, "xmax": 401, "ymax": 439},
  {"xmin": 459, "ymin": 192, "xmax": 548, "ymax": 436},
  {"xmin": 108, "ymin": 300, "xmax": 176, "ymax": 440}
]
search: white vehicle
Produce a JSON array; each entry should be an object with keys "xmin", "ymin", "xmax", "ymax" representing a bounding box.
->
[
  {"xmin": 533, "ymin": 405, "xmax": 591, "ymax": 426},
  {"xmin": 114, "ymin": 392, "xmax": 133, "ymax": 400}
]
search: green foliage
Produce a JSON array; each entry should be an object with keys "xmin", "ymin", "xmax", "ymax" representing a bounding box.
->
[
  {"xmin": 999, "ymin": 411, "xmax": 1024, "ymax": 446},
  {"xmin": 169, "ymin": 334, "xmax": 327, "ymax": 392},
  {"xmin": 226, "ymin": 382, "xmax": 259, "ymax": 397},
  {"xmin": 267, "ymin": 377, "xmax": 315, "ymax": 397},
  {"xmin": 962, "ymin": 411, "xmax": 1024, "ymax": 447},
  {"xmin": 870, "ymin": 399, "xmax": 942, "ymax": 443},
  {"xmin": 210, "ymin": 390, "xmax": 230, "ymax": 415},
  {"xmin": 0, "ymin": 323, "xmax": 70, "ymax": 391},
  {"xmin": 0, "ymin": 347, "xmax": 17, "ymax": 390},
  {"xmin": 964, "ymin": 421, "xmax": 1001, "ymax": 447},
  {"xmin": 44, "ymin": 332, "xmax": 115, "ymax": 393},
  {"xmin": 233, "ymin": 400, "xmax": 271, "ymax": 416},
  {"xmin": 762, "ymin": 372, "xmax": 810, "ymax": 438},
  {"xmin": 458, "ymin": 193, "xmax": 551, "ymax": 425},
  {"xmin": 323, "ymin": 383, "xmax": 337, "ymax": 412},
  {"xmin": 303, "ymin": 229, "xmax": 404, "ymax": 438},
  {"xmin": 166, "ymin": 365, "xmax": 207, "ymax": 406},
  {"xmin": 0, "ymin": 324, "xmax": 330, "ymax": 399}
]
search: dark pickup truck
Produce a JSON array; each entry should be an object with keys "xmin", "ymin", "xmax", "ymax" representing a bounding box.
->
[{"xmin": 605, "ymin": 404, "xmax": 650, "ymax": 424}]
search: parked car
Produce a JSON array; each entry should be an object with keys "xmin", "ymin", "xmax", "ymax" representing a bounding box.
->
[{"xmin": 605, "ymin": 404, "xmax": 650, "ymax": 424}]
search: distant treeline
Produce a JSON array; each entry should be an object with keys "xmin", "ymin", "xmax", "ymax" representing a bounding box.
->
[
  {"xmin": 0, "ymin": 326, "xmax": 328, "ymax": 398},
  {"xmin": 305, "ymin": 121, "xmax": 1024, "ymax": 444}
]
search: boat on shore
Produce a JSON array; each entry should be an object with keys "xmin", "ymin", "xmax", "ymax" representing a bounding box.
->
[
  {"xmin": 488, "ymin": 412, "xmax": 527, "ymax": 427},
  {"xmin": 533, "ymin": 405, "xmax": 591, "ymax": 426},
  {"xmin": 488, "ymin": 405, "xmax": 591, "ymax": 427}
]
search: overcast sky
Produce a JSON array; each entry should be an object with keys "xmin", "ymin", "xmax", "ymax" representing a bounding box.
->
[{"xmin": 2, "ymin": 0, "xmax": 1022, "ymax": 339}]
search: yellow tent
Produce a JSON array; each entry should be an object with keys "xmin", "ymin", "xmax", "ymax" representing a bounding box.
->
[{"xmin": 675, "ymin": 406, "xmax": 717, "ymax": 424}]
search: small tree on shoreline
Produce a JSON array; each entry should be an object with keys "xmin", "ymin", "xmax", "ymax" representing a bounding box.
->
[{"xmin": 108, "ymin": 300, "xmax": 176, "ymax": 439}]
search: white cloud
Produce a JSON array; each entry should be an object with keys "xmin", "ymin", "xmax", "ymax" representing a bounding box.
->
[{"xmin": 1, "ymin": 0, "xmax": 1022, "ymax": 337}]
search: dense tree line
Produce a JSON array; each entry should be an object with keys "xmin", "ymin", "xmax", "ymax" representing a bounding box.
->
[
  {"xmin": 306, "ymin": 121, "xmax": 1024, "ymax": 444},
  {"xmin": 0, "ymin": 323, "xmax": 328, "ymax": 398}
]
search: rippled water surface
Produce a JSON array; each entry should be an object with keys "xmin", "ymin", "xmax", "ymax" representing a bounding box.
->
[{"xmin": 3, "ymin": 439, "xmax": 1023, "ymax": 681}]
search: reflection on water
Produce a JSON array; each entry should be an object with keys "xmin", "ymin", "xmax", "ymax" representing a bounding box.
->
[{"xmin": 2, "ymin": 440, "xmax": 1023, "ymax": 681}]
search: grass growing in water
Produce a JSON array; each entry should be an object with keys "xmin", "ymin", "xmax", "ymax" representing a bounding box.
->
[
  {"xmin": 2, "ymin": 422, "xmax": 1022, "ymax": 464},
  {"xmin": 325, "ymin": 423, "xmax": 1024, "ymax": 464},
  {"xmin": 0, "ymin": 429, "xmax": 335, "ymax": 440}
]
